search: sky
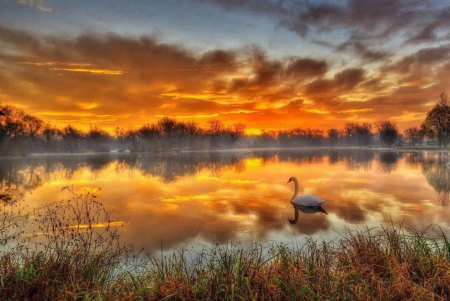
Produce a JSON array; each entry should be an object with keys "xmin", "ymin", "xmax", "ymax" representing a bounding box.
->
[{"xmin": 1, "ymin": 0, "xmax": 450, "ymax": 134}]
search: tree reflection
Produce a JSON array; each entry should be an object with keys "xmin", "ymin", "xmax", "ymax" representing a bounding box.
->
[
  {"xmin": 0, "ymin": 149, "xmax": 400, "ymax": 198},
  {"xmin": 421, "ymin": 153, "xmax": 450, "ymax": 206},
  {"xmin": 379, "ymin": 151, "xmax": 402, "ymax": 173},
  {"xmin": 328, "ymin": 149, "xmax": 375, "ymax": 171}
]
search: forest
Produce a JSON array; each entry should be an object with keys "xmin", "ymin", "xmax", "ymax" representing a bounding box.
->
[{"xmin": 0, "ymin": 93, "xmax": 449, "ymax": 155}]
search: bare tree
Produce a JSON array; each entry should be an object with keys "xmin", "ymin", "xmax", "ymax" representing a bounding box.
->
[
  {"xmin": 375, "ymin": 121, "xmax": 398, "ymax": 147},
  {"xmin": 229, "ymin": 123, "xmax": 245, "ymax": 143},
  {"xmin": 404, "ymin": 127, "xmax": 425, "ymax": 146},
  {"xmin": 43, "ymin": 123, "xmax": 60, "ymax": 151},
  {"xmin": 208, "ymin": 119, "xmax": 224, "ymax": 135},
  {"xmin": 327, "ymin": 129, "xmax": 339, "ymax": 147},
  {"xmin": 23, "ymin": 115, "xmax": 43, "ymax": 139},
  {"xmin": 61, "ymin": 125, "xmax": 83, "ymax": 152},
  {"xmin": 358, "ymin": 123, "xmax": 373, "ymax": 146},
  {"xmin": 0, "ymin": 105, "xmax": 26, "ymax": 153},
  {"xmin": 421, "ymin": 92, "xmax": 450, "ymax": 147}
]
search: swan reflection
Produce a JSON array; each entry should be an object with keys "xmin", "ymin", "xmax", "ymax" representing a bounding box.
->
[{"xmin": 288, "ymin": 203, "xmax": 328, "ymax": 225}]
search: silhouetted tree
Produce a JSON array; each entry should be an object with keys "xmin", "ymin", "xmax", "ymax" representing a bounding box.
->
[
  {"xmin": 158, "ymin": 117, "xmax": 177, "ymax": 136},
  {"xmin": 208, "ymin": 119, "xmax": 224, "ymax": 148},
  {"xmin": 342, "ymin": 123, "xmax": 358, "ymax": 145},
  {"xmin": 61, "ymin": 125, "xmax": 83, "ymax": 152},
  {"xmin": 184, "ymin": 121, "xmax": 205, "ymax": 149},
  {"xmin": 375, "ymin": 121, "xmax": 398, "ymax": 147},
  {"xmin": 420, "ymin": 123, "xmax": 436, "ymax": 146},
  {"xmin": 23, "ymin": 115, "xmax": 43, "ymax": 139},
  {"xmin": 138, "ymin": 123, "xmax": 162, "ymax": 151},
  {"xmin": 257, "ymin": 130, "xmax": 278, "ymax": 148},
  {"xmin": 42, "ymin": 123, "xmax": 60, "ymax": 151},
  {"xmin": 229, "ymin": 123, "xmax": 245, "ymax": 143},
  {"xmin": 327, "ymin": 129, "xmax": 339, "ymax": 147},
  {"xmin": 356, "ymin": 123, "xmax": 373, "ymax": 146},
  {"xmin": 208, "ymin": 119, "xmax": 223, "ymax": 135},
  {"xmin": 123, "ymin": 129, "xmax": 139, "ymax": 151},
  {"xmin": 403, "ymin": 127, "xmax": 425, "ymax": 146},
  {"xmin": 185, "ymin": 122, "xmax": 202, "ymax": 136},
  {"xmin": 0, "ymin": 105, "xmax": 26, "ymax": 153},
  {"xmin": 8, "ymin": 99, "xmax": 450, "ymax": 154},
  {"xmin": 341, "ymin": 123, "xmax": 373, "ymax": 146},
  {"xmin": 87, "ymin": 125, "xmax": 111, "ymax": 152},
  {"xmin": 421, "ymin": 92, "xmax": 450, "ymax": 147},
  {"xmin": 277, "ymin": 127, "xmax": 324, "ymax": 147}
]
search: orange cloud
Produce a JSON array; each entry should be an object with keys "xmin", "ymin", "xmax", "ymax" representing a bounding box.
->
[
  {"xmin": 49, "ymin": 68, "xmax": 125, "ymax": 75},
  {"xmin": 0, "ymin": 26, "xmax": 448, "ymax": 133}
]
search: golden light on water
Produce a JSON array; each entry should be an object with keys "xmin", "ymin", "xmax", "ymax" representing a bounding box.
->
[{"xmin": 11, "ymin": 150, "xmax": 449, "ymax": 251}]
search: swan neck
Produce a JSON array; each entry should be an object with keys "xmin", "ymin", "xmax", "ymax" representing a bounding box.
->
[{"xmin": 291, "ymin": 178, "xmax": 299, "ymax": 201}]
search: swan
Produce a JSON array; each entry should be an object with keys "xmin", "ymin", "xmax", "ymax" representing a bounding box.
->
[{"xmin": 287, "ymin": 176, "xmax": 326, "ymax": 207}]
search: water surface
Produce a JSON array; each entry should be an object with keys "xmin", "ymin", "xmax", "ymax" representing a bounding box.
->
[{"xmin": 2, "ymin": 148, "xmax": 449, "ymax": 252}]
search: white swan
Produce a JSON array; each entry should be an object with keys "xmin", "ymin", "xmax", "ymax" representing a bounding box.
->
[{"xmin": 287, "ymin": 176, "xmax": 326, "ymax": 207}]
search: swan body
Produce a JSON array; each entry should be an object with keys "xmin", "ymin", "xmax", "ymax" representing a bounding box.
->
[
  {"xmin": 287, "ymin": 176, "xmax": 325, "ymax": 207},
  {"xmin": 292, "ymin": 194, "xmax": 325, "ymax": 207}
]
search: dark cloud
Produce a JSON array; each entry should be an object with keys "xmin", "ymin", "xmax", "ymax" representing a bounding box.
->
[
  {"xmin": 305, "ymin": 68, "xmax": 365, "ymax": 95},
  {"xmin": 414, "ymin": 46, "xmax": 450, "ymax": 65},
  {"xmin": 406, "ymin": 9, "xmax": 450, "ymax": 44},
  {"xmin": 386, "ymin": 44, "xmax": 450, "ymax": 74},
  {"xmin": 407, "ymin": 24, "xmax": 439, "ymax": 44},
  {"xmin": 337, "ymin": 35, "xmax": 392, "ymax": 62},
  {"xmin": 199, "ymin": 49, "xmax": 239, "ymax": 72},
  {"xmin": 285, "ymin": 57, "xmax": 328, "ymax": 78},
  {"xmin": 198, "ymin": 0, "xmax": 450, "ymax": 59}
]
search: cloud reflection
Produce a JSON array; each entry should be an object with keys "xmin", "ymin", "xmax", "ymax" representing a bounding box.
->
[{"xmin": 1, "ymin": 149, "xmax": 449, "ymax": 251}]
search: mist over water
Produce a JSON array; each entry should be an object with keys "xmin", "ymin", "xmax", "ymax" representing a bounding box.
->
[{"xmin": 1, "ymin": 148, "xmax": 450, "ymax": 253}]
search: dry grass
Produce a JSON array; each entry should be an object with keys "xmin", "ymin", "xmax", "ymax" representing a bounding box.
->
[{"xmin": 0, "ymin": 190, "xmax": 449, "ymax": 300}]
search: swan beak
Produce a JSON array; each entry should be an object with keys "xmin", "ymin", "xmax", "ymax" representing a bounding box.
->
[{"xmin": 287, "ymin": 180, "xmax": 291, "ymax": 184}]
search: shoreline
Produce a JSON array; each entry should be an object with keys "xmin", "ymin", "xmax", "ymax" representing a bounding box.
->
[{"xmin": 0, "ymin": 145, "xmax": 447, "ymax": 160}]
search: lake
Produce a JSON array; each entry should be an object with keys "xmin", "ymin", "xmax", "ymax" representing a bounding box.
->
[{"xmin": 2, "ymin": 148, "xmax": 450, "ymax": 253}]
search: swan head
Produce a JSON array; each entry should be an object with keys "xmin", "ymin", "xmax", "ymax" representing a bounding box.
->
[{"xmin": 287, "ymin": 176, "xmax": 296, "ymax": 184}]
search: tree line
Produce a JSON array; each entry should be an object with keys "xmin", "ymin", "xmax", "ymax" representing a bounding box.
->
[{"xmin": 0, "ymin": 92, "xmax": 449, "ymax": 155}]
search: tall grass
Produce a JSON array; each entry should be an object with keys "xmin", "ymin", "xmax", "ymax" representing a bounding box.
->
[{"xmin": 0, "ymin": 190, "xmax": 449, "ymax": 300}]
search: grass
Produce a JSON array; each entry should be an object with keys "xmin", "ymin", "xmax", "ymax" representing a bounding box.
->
[{"xmin": 0, "ymin": 190, "xmax": 449, "ymax": 300}]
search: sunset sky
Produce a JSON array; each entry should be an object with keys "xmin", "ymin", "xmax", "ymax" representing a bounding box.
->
[{"xmin": 1, "ymin": 0, "xmax": 450, "ymax": 134}]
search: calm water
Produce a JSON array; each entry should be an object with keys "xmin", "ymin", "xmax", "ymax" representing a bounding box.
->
[{"xmin": 2, "ymin": 148, "xmax": 450, "ymax": 252}]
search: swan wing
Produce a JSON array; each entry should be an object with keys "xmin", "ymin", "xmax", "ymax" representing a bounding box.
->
[{"xmin": 292, "ymin": 194, "xmax": 325, "ymax": 207}]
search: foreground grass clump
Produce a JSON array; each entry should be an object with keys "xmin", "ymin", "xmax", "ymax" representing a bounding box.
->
[
  {"xmin": 0, "ymin": 191, "xmax": 449, "ymax": 300},
  {"xmin": 138, "ymin": 227, "xmax": 450, "ymax": 301}
]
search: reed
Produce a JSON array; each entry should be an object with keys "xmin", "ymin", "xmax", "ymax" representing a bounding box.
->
[{"xmin": 0, "ymin": 191, "xmax": 449, "ymax": 300}]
